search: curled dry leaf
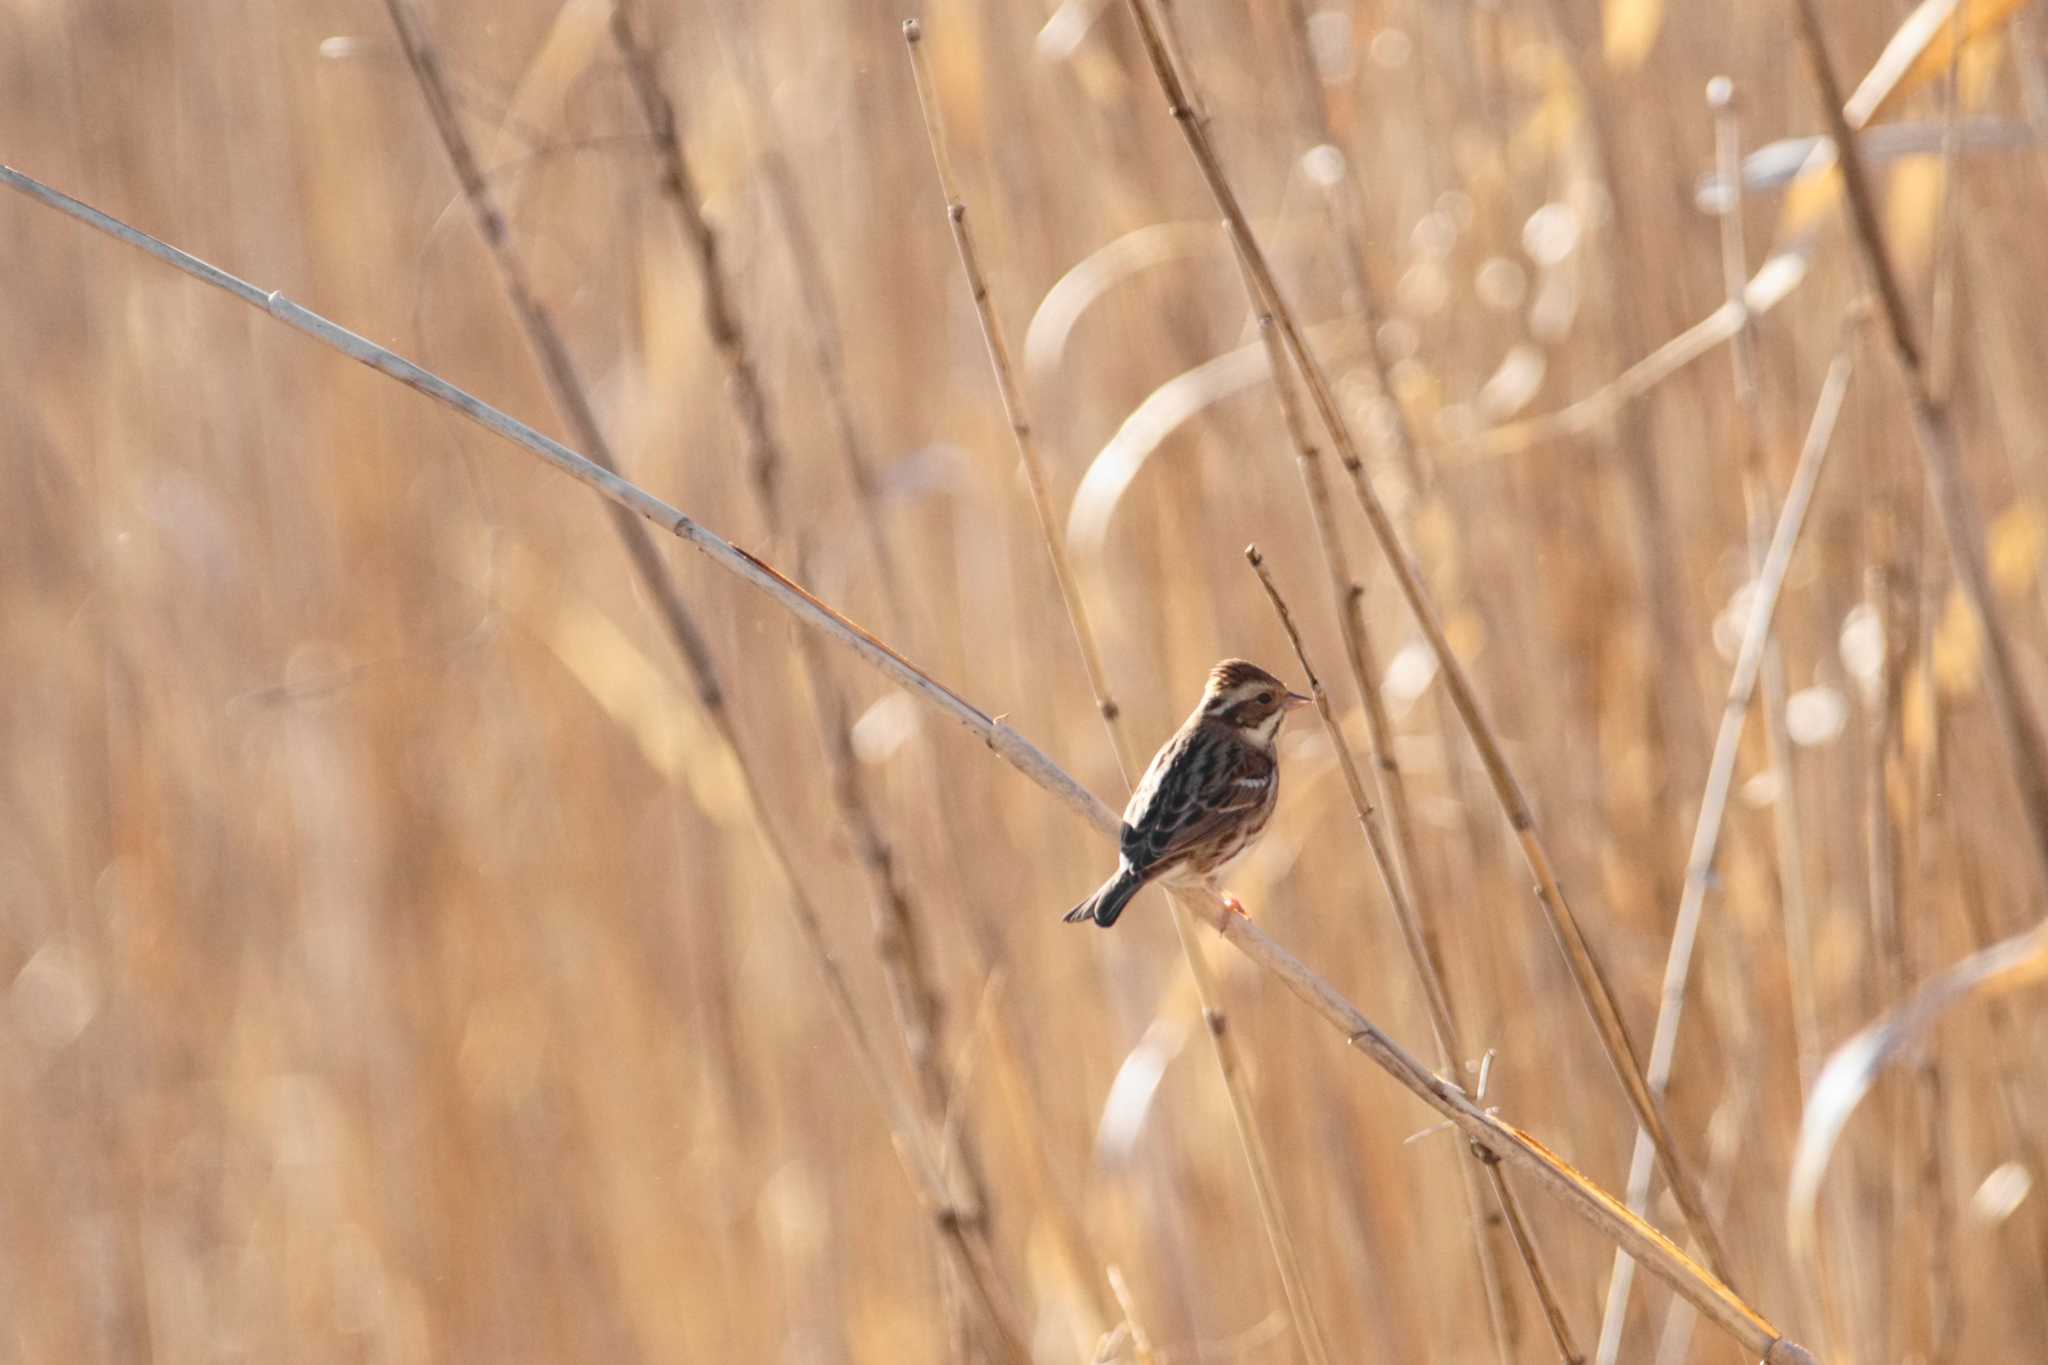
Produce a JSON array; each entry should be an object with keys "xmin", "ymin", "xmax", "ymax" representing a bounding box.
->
[
  {"xmin": 1022, "ymin": 218, "xmax": 1301, "ymax": 391},
  {"xmin": 1065, "ymin": 318, "xmax": 1368, "ymax": 559},
  {"xmin": 1788, "ymin": 918, "xmax": 2048, "ymax": 1288}
]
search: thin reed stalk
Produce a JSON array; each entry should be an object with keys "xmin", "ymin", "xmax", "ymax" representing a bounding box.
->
[
  {"xmin": 604, "ymin": 4, "xmax": 1010, "ymax": 1349},
  {"xmin": 1234, "ymin": 223, "xmax": 1572, "ymax": 1360},
  {"xmin": 710, "ymin": 7, "xmax": 1121, "ymax": 1328},
  {"xmin": 902, "ymin": 20, "xmax": 1334, "ymax": 1365},
  {"xmin": 0, "ymin": 158, "xmax": 1820, "ymax": 1364},
  {"xmin": 1114, "ymin": 0, "xmax": 1732, "ymax": 1280},
  {"xmin": 379, "ymin": 3, "xmax": 1023, "ymax": 1356},
  {"xmin": 1246, "ymin": 544, "xmax": 1580, "ymax": 1364},
  {"xmin": 1791, "ymin": 0, "xmax": 2048, "ymax": 888},
  {"xmin": 605, "ymin": 0, "xmax": 984, "ymax": 1203},
  {"xmin": 1591, "ymin": 332, "xmax": 1855, "ymax": 1364}
]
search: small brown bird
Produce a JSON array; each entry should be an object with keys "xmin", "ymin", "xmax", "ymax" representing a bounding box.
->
[{"xmin": 1064, "ymin": 659, "xmax": 1311, "ymax": 928}]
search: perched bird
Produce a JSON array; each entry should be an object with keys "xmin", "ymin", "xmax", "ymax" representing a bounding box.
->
[{"xmin": 1064, "ymin": 659, "xmax": 1311, "ymax": 928}]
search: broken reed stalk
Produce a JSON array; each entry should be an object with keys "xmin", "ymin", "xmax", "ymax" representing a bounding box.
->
[
  {"xmin": 1792, "ymin": 0, "xmax": 2048, "ymax": 888},
  {"xmin": 378, "ymin": 2, "xmax": 1024, "ymax": 1357},
  {"xmin": 0, "ymin": 159, "xmax": 1821, "ymax": 1365},
  {"xmin": 902, "ymin": 20, "xmax": 1335, "ymax": 1365},
  {"xmin": 1234, "ymin": 226, "xmax": 1572, "ymax": 1362},
  {"xmin": 1246, "ymin": 545, "xmax": 1580, "ymax": 1364},
  {"xmin": 1592, "ymin": 334, "xmax": 1856, "ymax": 1363},
  {"xmin": 1115, "ymin": 0, "xmax": 1732, "ymax": 1279}
]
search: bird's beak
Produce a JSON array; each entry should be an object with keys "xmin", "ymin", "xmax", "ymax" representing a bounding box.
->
[{"xmin": 1285, "ymin": 690, "xmax": 1313, "ymax": 710}]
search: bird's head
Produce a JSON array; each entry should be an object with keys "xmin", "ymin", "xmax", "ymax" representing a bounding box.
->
[{"xmin": 1199, "ymin": 659, "xmax": 1312, "ymax": 747}]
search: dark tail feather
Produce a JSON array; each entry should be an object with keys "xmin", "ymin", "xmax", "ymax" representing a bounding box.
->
[{"xmin": 1063, "ymin": 866, "xmax": 1144, "ymax": 928}]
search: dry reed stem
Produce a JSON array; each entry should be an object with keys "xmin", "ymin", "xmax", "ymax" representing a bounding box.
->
[
  {"xmin": 1911, "ymin": 30, "xmax": 1967, "ymax": 1361},
  {"xmin": 1273, "ymin": 0, "xmax": 1430, "ymax": 495},
  {"xmin": 1710, "ymin": 81, "xmax": 1831, "ymax": 1101},
  {"xmin": 710, "ymin": 7, "xmax": 1120, "ymax": 1326},
  {"xmin": 1246, "ymin": 546, "xmax": 1580, "ymax": 1365},
  {"xmin": 1233, "ymin": 217, "xmax": 1570, "ymax": 1358},
  {"xmin": 1239, "ymin": 16, "xmax": 1524, "ymax": 1344},
  {"xmin": 1599, "ymin": 76, "xmax": 1830, "ymax": 1364},
  {"xmin": 378, "ymin": 2, "xmax": 1027, "ymax": 1355},
  {"xmin": 606, "ymin": 0, "xmax": 977, "ymax": 1182},
  {"xmin": 604, "ymin": 5, "xmax": 1006, "ymax": 1347},
  {"xmin": 1114, "ymin": 0, "xmax": 1732, "ymax": 1280},
  {"xmin": 902, "ymin": 20, "xmax": 1336, "ymax": 1365},
  {"xmin": 0, "ymin": 160, "xmax": 1819, "ymax": 1364},
  {"xmin": 1591, "ymin": 332, "xmax": 1856, "ymax": 1364},
  {"xmin": 1792, "ymin": 0, "xmax": 2048, "ymax": 888}
]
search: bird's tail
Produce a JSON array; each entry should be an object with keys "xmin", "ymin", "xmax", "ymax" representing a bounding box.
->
[{"xmin": 1063, "ymin": 865, "xmax": 1145, "ymax": 928}]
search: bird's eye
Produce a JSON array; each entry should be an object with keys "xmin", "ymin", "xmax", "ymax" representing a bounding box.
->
[{"xmin": 1258, "ymin": 690, "xmax": 1274, "ymax": 705}]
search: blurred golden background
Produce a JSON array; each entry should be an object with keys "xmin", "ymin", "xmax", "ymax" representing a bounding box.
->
[{"xmin": 4, "ymin": 0, "xmax": 2046, "ymax": 1360}]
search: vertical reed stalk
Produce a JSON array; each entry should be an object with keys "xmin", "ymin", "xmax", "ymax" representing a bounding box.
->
[
  {"xmin": 1247, "ymin": 544, "xmax": 1580, "ymax": 1364},
  {"xmin": 1233, "ymin": 228, "xmax": 1572, "ymax": 1359},
  {"xmin": 903, "ymin": 20, "xmax": 1333, "ymax": 1364},
  {"xmin": 1116, "ymin": 0, "xmax": 1732, "ymax": 1279}
]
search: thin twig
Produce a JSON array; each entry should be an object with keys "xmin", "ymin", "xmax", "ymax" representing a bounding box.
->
[
  {"xmin": 1792, "ymin": 0, "xmax": 2048, "ymax": 888},
  {"xmin": 0, "ymin": 160, "xmax": 1820, "ymax": 1363},
  {"xmin": 1115, "ymin": 0, "xmax": 1733, "ymax": 1280},
  {"xmin": 902, "ymin": 20, "xmax": 1334, "ymax": 1365},
  {"xmin": 1246, "ymin": 546, "xmax": 1581, "ymax": 1365},
  {"xmin": 379, "ymin": 2, "xmax": 1024, "ymax": 1355}
]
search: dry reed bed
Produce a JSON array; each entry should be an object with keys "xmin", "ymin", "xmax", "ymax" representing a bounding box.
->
[{"xmin": 3, "ymin": 1, "xmax": 2045, "ymax": 1362}]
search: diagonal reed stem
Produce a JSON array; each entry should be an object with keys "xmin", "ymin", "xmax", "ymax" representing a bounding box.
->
[
  {"xmin": 1593, "ymin": 332, "xmax": 1857, "ymax": 1363},
  {"xmin": 1115, "ymin": 0, "xmax": 1734, "ymax": 1282},
  {"xmin": 902, "ymin": 19, "xmax": 1333, "ymax": 1365},
  {"xmin": 1247, "ymin": 544, "xmax": 1582, "ymax": 1364},
  {"xmin": 1791, "ymin": 0, "xmax": 2048, "ymax": 888},
  {"xmin": 378, "ymin": 1, "xmax": 1024, "ymax": 1355},
  {"xmin": 604, "ymin": 0, "xmax": 992, "ymax": 1219},
  {"xmin": 1234, "ymin": 220, "xmax": 1577, "ymax": 1360},
  {"xmin": 0, "ymin": 157, "xmax": 1818, "ymax": 1365}
]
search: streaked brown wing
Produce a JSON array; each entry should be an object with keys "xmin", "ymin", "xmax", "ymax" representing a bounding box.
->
[{"xmin": 1120, "ymin": 724, "xmax": 1274, "ymax": 876}]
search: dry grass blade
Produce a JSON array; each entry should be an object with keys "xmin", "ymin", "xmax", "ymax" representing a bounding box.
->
[
  {"xmin": 1065, "ymin": 318, "xmax": 1369, "ymax": 558},
  {"xmin": 901, "ymin": 19, "xmax": 1336, "ymax": 1365},
  {"xmin": 1787, "ymin": 918, "xmax": 2048, "ymax": 1299},
  {"xmin": 1114, "ymin": 0, "xmax": 1733, "ymax": 1280},
  {"xmin": 0, "ymin": 159, "xmax": 1819, "ymax": 1364}
]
